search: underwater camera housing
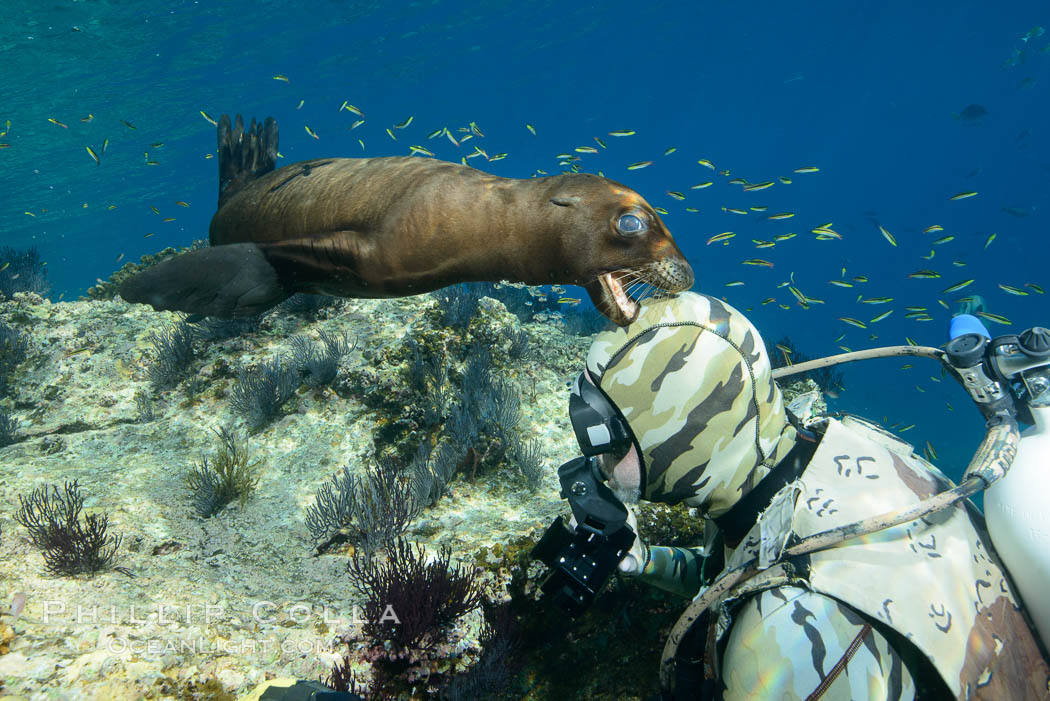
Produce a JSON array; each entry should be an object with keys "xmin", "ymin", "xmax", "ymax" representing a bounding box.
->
[{"xmin": 531, "ymin": 455, "xmax": 636, "ymax": 617}]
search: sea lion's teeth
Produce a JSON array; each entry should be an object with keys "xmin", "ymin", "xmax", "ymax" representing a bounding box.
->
[{"xmin": 601, "ymin": 272, "xmax": 639, "ymax": 325}]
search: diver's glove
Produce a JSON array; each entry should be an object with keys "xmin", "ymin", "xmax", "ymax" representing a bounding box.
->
[{"xmin": 617, "ymin": 505, "xmax": 651, "ymax": 575}]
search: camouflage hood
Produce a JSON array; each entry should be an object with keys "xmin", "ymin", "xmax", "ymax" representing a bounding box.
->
[{"xmin": 585, "ymin": 292, "xmax": 797, "ymax": 516}]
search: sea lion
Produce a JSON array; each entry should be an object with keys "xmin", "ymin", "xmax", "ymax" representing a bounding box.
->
[{"xmin": 119, "ymin": 115, "xmax": 693, "ymax": 326}]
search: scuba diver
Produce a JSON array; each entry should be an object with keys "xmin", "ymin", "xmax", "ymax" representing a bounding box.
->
[{"xmin": 532, "ymin": 291, "xmax": 1050, "ymax": 700}]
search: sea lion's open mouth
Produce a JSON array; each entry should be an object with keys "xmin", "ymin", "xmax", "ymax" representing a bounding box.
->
[{"xmin": 584, "ymin": 272, "xmax": 640, "ymax": 327}]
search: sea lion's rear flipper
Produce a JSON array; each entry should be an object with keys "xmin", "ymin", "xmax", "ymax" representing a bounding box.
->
[
  {"xmin": 119, "ymin": 243, "xmax": 292, "ymax": 318},
  {"xmin": 217, "ymin": 114, "xmax": 278, "ymax": 211}
]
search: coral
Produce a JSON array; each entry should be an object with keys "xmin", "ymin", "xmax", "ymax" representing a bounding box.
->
[
  {"xmin": 347, "ymin": 538, "xmax": 484, "ymax": 653},
  {"xmin": 509, "ymin": 437, "xmax": 543, "ymax": 491},
  {"xmin": 433, "ymin": 285, "xmax": 482, "ymax": 329},
  {"xmin": 0, "ymin": 246, "xmax": 50, "ymax": 299},
  {"xmin": 411, "ymin": 441, "xmax": 459, "ymax": 507},
  {"xmin": 291, "ymin": 328, "xmax": 354, "ymax": 388},
  {"xmin": 306, "ymin": 455, "xmax": 421, "ymax": 555},
  {"xmin": 0, "ymin": 322, "xmax": 30, "ymax": 397},
  {"xmin": 229, "ymin": 355, "xmax": 299, "ymax": 431},
  {"xmin": 440, "ymin": 601, "xmax": 520, "ymax": 701},
  {"xmin": 505, "ymin": 327, "xmax": 532, "ymax": 361},
  {"xmin": 0, "ymin": 408, "xmax": 16, "ymax": 447},
  {"xmin": 14, "ymin": 480, "xmax": 129, "ymax": 576},
  {"xmin": 189, "ymin": 314, "xmax": 262, "ymax": 341},
  {"xmin": 304, "ymin": 464, "xmax": 357, "ymax": 542},
  {"xmin": 185, "ymin": 427, "xmax": 261, "ymax": 518},
  {"xmin": 277, "ymin": 292, "xmax": 342, "ymax": 317},
  {"xmin": 355, "ymin": 457, "xmax": 422, "ymax": 557},
  {"xmin": 146, "ymin": 321, "xmax": 197, "ymax": 391}
]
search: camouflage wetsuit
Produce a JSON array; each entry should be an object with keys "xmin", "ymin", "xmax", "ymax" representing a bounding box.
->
[{"xmin": 582, "ymin": 292, "xmax": 1050, "ymax": 700}]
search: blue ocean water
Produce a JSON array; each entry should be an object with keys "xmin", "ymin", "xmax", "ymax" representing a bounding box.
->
[{"xmin": 2, "ymin": 0, "xmax": 1048, "ymax": 482}]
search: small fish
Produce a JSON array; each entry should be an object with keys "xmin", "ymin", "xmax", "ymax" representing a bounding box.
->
[
  {"xmin": 861, "ymin": 297, "xmax": 894, "ymax": 304},
  {"xmin": 343, "ymin": 104, "xmax": 364, "ymax": 117},
  {"xmin": 691, "ymin": 182, "xmax": 713, "ymax": 189},
  {"xmin": 526, "ymin": 124, "xmax": 536, "ymax": 135},
  {"xmin": 908, "ymin": 270, "xmax": 941, "ymax": 279},
  {"xmin": 654, "ymin": 206, "xmax": 668, "ymax": 215},
  {"xmin": 144, "ymin": 232, "xmax": 154, "ymax": 237},
  {"xmin": 305, "ymin": 125, "xmax": 319, "ymax": 139},
  {"xmin": 663, "ymin": 146, "xmax": 676, "ymax": 156},
  {"xmin": 942, "ymin": 279, "xmax": 974, "ymax": 294},
  {"xmin": 724, "ymin": 207, "xmax": 748, "ymax": 215},
  {"xmin": 150, "ymin": 205, "xmax": 160, "ymax": 214},
  {"xmin": 667, "ymin": 191, "xmax": 685, "ymax": 200},
  {"xmin": 85, "ymin": 145, "xmax": 100, "ymax": 165},
  {"xmin": 295, "ymin": 99, "xmax": 305, "ymax": 110},
  {"xmin": 64, "ymin": 346, "xmax": 93, "ymax": 358},
  {"xmin": 761, "ymin": 297, "xmax": 776, "ymax": 305},
  {"xmin": 469, "ymin": 121, "xmax": 484, "ymax": 137},
  {"xmin": 870, "ymin": 309, "xmax": 894, "ymax": 323},
  {"xmin": 394, "ymin": 116, "xmax": 414, "ymax": 129},
  {"xmin": 828, "ymin": 280, "xmax": 853, "ymax": 288},
  {"xmin": 794, "ymin": 166, "xmax": 819, "ymax": 173},
  {"xmin": 273, "ymin": 74, "xmax": 290, "ymax": 82},
  {"xmin": 608, "ymin": 129, "xmax": 636, "ymax": 137},
  {"xmin": 950, "ymin": 191, "xmax": 977, "ymax": 201},
  {"xmin": 685, "ymin": 207, "xmax": 699, "ymax": 213},
  {"xmin": 162, "ymin": 217, "xmax": 175, "ymax": 222},
  {"xmin": 408, "ymin": 145, "xmax": 434, "ymax": 157},
  {"xmin": 116, "ymin": 253, "xmax": 124, "ymax": 263},
  {"xmin": 697, "ymin": 158, "xmax": 715, "ymax": 169},
  {"xmin": 744, "ymin": 181, "xmax": 774, "ymax": 191},
  {"xmin": 725, "ymin": 281, "xmax": 745, "ymax": 287},
  {"xmin": 627, "ymin": 161, "xmax": 652, "ymax": 170},
  {"xmin": 150, "ymin": 142, "xmax": 164, "ymax": 148},
  {"xmin": 952, "ymin": 261, "xmax": 966, "ymax": 267},
  {"xmin": 754, "ymin": 241, "xmax": 775, "ymax": 249},
  {"xmin": 925, "ymin": 441, "xmax": 938, "ymax": 461},
  {"xmin": 1024, "ymin": 283, "xmax": 1044, "ymax": 294},
  {"xmin": 977, "ymin": 311, "xmax": 1012, "ymax": 325},
  {"xmin": 557, "ymin": 297, "xmax": 581, "ymax": 305},
  {"xmin": 200, "ymin": 110, "xmax": 218, "ymax": 126},
  {"xmin": 81, "ymin": 114, "xmax": 94, "ymax": 122},
  {"xmin": 767, "ymin": 212, "xmax": 794, "ymax": 220},
  {"xmin": 923, "ymin": 225, "xmax": 944, "ymax": 234},
  {"xmin": 984, "ymin": 233, "xmax": 996, "ymax": 249},
  {"xmin": 121, "ymin": 119, "xmax": 136, "ymax": 130},
  {"xmin": 386, "ymin": 128, "xmax": 397, "ymax": 141},
  {"xmin": 901, "ymin": 364, "xmax": 913, "ymax": 370},
  {"xmin": 998, "ymin": 283, "xmax": 1027, "ymax": 296},
  {"xmin": 175, "ymin": 201, "xmax": 189, "ymax": 207},
  {"xmin": 575, "ymin": 146, "xmax": 599, "ymax": 154},
  {"xmin": 774, "ymin": 233, "xmax": 796, "ymax": 241},
  {"xmin": 426, "ymin": 128, "xmax": 444, "ymax": 139},
  {"xmin": 47, "ymin": 117, "xmax": 68, "ymax": 128},
  {"xmin": 742, "ymin": 258, "xmax": 774, "ymax": 268},
  {"xmin": 931, "ymin": 235, "xmax": 955, "ymax": 245},
  {"xmin": 751, "ymin": 206, "xmax": 769, "ymax": 212},
  {"xmin": 594, "ymin": 137, "xmax": 606, "ymax": 149},
  {"xmin": 838, "ymin": 317, "xmax": 867, "ymax": 328},
  {"xmin": 879, "ymin": 225, "xmax": 897, "ymax": 246},
  {"xmin": 778, "ymin": 175, "xmax": 792, "ymax": 184},
  {"xmin": 350, "ymin": 120, "xmax": 365, "ymax": 130}
]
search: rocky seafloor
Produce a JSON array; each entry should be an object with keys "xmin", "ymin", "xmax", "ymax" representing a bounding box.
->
[{"xmin": 0, "ymin": 284, "xmax": 824, "ymax": 701}]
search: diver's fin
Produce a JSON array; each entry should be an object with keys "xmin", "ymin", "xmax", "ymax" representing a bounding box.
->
[
  {"xmin": 217, "ymin": 114, "xmax": 278, "ymax": 211},
  {"xmin": 119, "ymin": 243, "xmax": 292, "ymax": 318}
]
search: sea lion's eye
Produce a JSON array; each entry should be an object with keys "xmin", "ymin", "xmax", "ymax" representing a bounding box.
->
[{"xmin": 616, "ymin": 211, "xmax": 648, "ymax": 237}]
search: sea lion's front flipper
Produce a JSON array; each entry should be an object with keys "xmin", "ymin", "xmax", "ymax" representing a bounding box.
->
[{"xmin": 119, "ymin": 243, "xmax": 291, "ymax": 318}]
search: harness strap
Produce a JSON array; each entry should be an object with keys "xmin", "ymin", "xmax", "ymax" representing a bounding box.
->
[
  {"xmin": 805, "ymin": 622, "xmax": 873, "ymax": 700},
  {"xmin": 713, "ymin": 411, "xmax": 819, "ymax": 548}
]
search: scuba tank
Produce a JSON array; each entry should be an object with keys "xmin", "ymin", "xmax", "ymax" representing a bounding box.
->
[{"xmin": 950, "ymin": 317, "xmax": 1050, "ymax": 649}]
